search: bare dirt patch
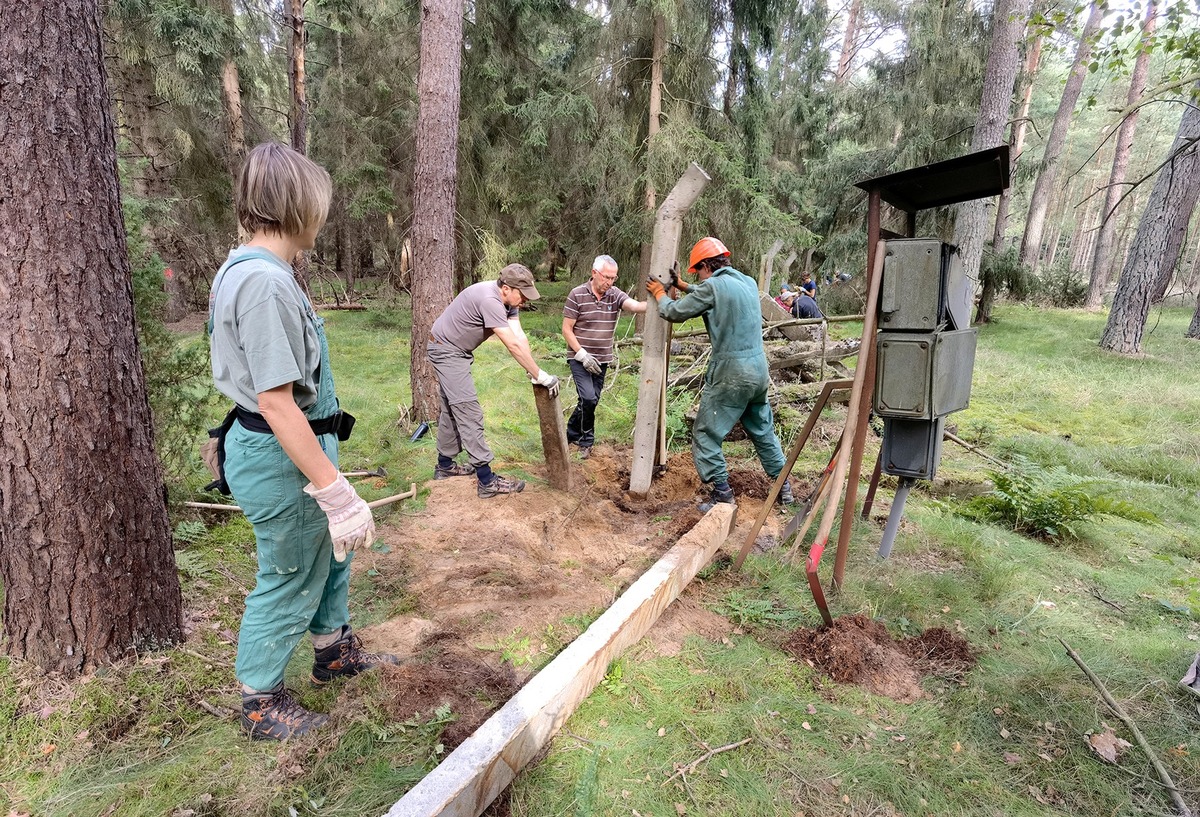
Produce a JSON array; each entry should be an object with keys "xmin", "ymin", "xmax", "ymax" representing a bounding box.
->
[
  {"xmin": 781, "ymin": 614, "xmax": 975, "ymax": 703},
  {"xmin": 355, "ymin": 446, "xmax": 790, "ymax": 738}
]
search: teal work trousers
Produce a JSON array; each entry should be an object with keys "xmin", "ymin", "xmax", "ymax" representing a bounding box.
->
[
  {"xmin": 224, "ymin": 422, "xmax": 351, "ymax": 691},
  {"xmin": 692, "ymin": 371, "xmax": 786, "ymax": 487}
]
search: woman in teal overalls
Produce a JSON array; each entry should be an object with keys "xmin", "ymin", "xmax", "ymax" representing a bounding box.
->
[{"xmin": 209, "ymin": 143, "xmax": 396, "ymax": 741}]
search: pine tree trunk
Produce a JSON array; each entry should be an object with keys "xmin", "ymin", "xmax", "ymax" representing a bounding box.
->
[
  {"xmin": 956, "ymin": 0, "xmax": 1030, "ymax": 307},
  {"xmin": 410, "ymin": 0, "xmax": 463, "ymax": 421},
  {"xmin": 1018, "ymin": 3, "xmax": 1103, "ymax": 271},
  {"xmin": 1100, "ymin": 84, "xmax": 1200, "ymax": 355},
  {"xmin": 1187, "ymin": 289, "xmax": 1200, "ymax": 339},
  {"xmin": 834, "ymin": 0, "xmax": 862, "ymax": 85},
  {"xmin": 215, "ymin": 0, "xmax": 245, "ymax": 177},
  {"xmin": 286, "ymin": 0, "xmax": 311, "ymax": 295},
  {"xmin": 0, "ymin": 0, "xmax": 182, "ymax": 674},
  {"xmin": 1085, "ymin": 1, "xmax": 1156, "ymax": 310},
  {"xmin": 993, "ymin": 34, "xmax": 1043, "ymax": 246}
]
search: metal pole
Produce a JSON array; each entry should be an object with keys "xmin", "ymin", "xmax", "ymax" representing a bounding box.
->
[{"xmin": 877, "ymin": 478, "xmax": 914, "ymax": 558}]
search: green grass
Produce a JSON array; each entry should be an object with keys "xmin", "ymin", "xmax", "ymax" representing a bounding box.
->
[{"xmin": 5, "ymin": 301, "xmax": 1200, "ymax": 816}]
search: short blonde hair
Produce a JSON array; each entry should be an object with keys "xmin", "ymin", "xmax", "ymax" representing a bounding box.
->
[{"xmin": 236, "ymin": 142, "xmax": 333, "ymax": 237}]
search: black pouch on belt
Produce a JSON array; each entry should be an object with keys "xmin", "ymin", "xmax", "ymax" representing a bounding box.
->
[{"xmin": 200, "ymin": 407, "xmax": 238, "ymax": 495}]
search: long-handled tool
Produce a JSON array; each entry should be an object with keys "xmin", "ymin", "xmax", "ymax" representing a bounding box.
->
[
  {"xmin": 782, "ymin": 435, "xmax": 842, "ymax": 543},
  {"xmin": 732, "ymin": 378, "xmax": 852, "ymax": 571},
  {"xmin": 804, "ymin": 239, "xmax": 885, "ymax": 626}
]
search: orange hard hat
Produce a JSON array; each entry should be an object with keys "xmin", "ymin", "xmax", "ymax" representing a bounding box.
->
[{"xmin": 687, "ymin": 236, "xmax": 730, "ymax": 272}]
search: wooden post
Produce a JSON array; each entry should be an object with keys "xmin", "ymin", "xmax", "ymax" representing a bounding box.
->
[
  {"xmin": 533, "ymin": 385, "xmax": 571, "ymax": 491},
  {"xmin": 758, "ymin": 239, "xmax": 784, "ymax": 293},
  {"xmin": 629, "ymin": 163, "xmax": 711, "ymax": 497},
  {"xmin": 384, "ymin": 503, "xmax": 737, "ymax": 817}
]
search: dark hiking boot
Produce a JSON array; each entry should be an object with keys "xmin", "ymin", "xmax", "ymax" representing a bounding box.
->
[
  {"xmin": 434, "ymin": 462, "xmax": 476, "ymax": 480},
  {"xmin": 478, "ymin": 474, "xmax": 526, "ymax": 498},
  {"xmin": 241, "ymin": 686, "xmax": 328, "ymax": 741},
  {"xmin": 698, "ymin": 483, "xmax": 735, "ymax": 513},
  {"xmin": 777, "ymin": 480, "xmax": 796, "ymax": 506},
  {"xmin": 311, "ymin": 628, "xmax": 401, "ymax": 686}
]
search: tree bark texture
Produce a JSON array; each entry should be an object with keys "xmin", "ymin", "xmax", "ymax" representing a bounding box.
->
[
  {"xmin": 993, "ymin": 34, "xmax": 1042, "ymax": 246},
  {"xmin": 1019, "ymin": 3, "xmax": 1104, "ymax": 271},
  {"xmin": 1100, "ymin": 87, "xmax": 1200, "ymax": 355},
  {"xmin": 954, "ymin": 0, "xmax": 1030, "ymax": 299},
  {"xmin": 834, "ymin": 0, "xmax": 862, "ymax": 85},
  {"xmin": 286, "ymin": 0, "xmax": 311, "ymax": 295},
  {"xmin": 0, "ymin": 0, "xmax": 183, "ymax": 673},
  {"xmin": 409, "ymin": 0, "xmax": 464, "ymax": 421},
  {"xmin": 1085, "ymin": 0, "xmax": 1157, "ymax": 309},
  {"xmin": 1187, "ymin": 289, "xmax": 1200, "ymax": 339}
]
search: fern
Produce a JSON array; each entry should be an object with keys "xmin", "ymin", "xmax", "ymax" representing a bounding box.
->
[{"xmin": 960, "ymin": 457, "xmax": 1157, "ymax": 540}]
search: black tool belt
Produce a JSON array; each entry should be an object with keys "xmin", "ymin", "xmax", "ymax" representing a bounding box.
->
[{"xmin": 234, "ymin": 405, "xmax": 356, "ymax": 442}]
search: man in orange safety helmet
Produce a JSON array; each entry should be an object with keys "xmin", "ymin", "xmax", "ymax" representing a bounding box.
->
[{"xmin": 647, "ymin": 237, "xmax": 796, "ymax": 511}]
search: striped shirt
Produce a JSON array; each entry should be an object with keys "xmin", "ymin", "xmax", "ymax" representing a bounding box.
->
[{"xmin": 563, "ymin": 282, "xmax": 628, "ymax": 363}]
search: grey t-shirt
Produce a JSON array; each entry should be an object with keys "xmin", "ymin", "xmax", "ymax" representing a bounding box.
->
[
  {"xmin": 430, "ymin": 281, "xmax": 517, "ymax": 353},
  {"xmin": 209, "ymin": 247, "xmax": 322, "ymax": 412}
]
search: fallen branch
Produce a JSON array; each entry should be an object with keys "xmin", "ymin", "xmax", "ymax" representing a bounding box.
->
[
  {"xmin": 1059, "ymin": 638, "xmax": 1193, "ymax": 817},
  {"xmin": 943, "ymin": 430, "xmax": 1009, "ymax": 469},
  {"xmin": 663, "ymin": 737, "xmax": 752, "ymax": 784},
  {"xmin": 196, "ymin": 699, "xmax": 233, "ymax": 719},
  {"xmin": 178, "ymin": 648, "xmax": 233, "ymax": 669}
]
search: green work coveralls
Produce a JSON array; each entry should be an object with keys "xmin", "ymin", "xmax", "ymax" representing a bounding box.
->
[
  {"xmin": 212, "ymin": 254, "xmax": 351, "ymax": 693},
  {"xmin": 657, "ymin": 265, "xmax": 786, "ymax": 487}
]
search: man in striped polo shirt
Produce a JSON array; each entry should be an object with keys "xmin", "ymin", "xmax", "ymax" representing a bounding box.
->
[{"xmin": 561, "ymin": 255, "xmax": 647, "ymax": 457}]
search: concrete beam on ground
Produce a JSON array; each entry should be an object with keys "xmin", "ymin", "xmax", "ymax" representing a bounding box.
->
[{"xmin": 382, "ymin": 502, "xmax": 737, "ymax": 817}]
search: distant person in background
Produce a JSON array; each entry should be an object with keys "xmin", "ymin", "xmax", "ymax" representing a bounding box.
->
[
  {"xmin": 774, "ymin": 283, "xmax": 794, "ymax": 310},
  {"xmin": 561, "ymin": 255, "xmax": 647, "ymax": 458},
  {"xmin": 792, "ymin": 283, "xmax": 823, "ymax": 320}
]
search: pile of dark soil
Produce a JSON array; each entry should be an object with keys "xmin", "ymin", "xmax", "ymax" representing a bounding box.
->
[
  {"xmin": 378, "ymin": 651, "xmax": 520, "ymax": 749},
  {"xmin": 782, "ymin": 614, "xmax": 975, "ymax": 703}
]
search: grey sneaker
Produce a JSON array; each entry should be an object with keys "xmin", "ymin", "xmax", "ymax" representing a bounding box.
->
[
  {"xmin": 241, "ymin": 686, "xmax": 328, "ymax": 741},
  {"xmin": 578, "ymin": 446, "xmax": 592, "ymax": 460},
  {"xmin": 777, "ymin": 480, "xmax": 796, "ymax": 506},
  {"xmin": 698, "ymin": 483, "xmax": 735, "ymax": 513},
  {"xmin": 478, "ymin": 474, "xmax": 526, "ymax": 498},
  {"xmin": 434, "ymin": 462, "xmax": 476, "ymax": 480}
]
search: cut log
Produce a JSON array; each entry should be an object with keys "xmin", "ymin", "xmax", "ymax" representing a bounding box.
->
[
  {"xmin": 384, "ymin": 502, "xmax": 737, "ymax": 817},
  {"xmin": 533, "ymin": 385, "xmax": 571, "ymax": 490},
  {"xmin": 768, "ymin": 339, "xmax": 860, "ymax": 370},
  {"xmin": 630, "ymin": 163, "xmax": 711, "ymax": 496}
]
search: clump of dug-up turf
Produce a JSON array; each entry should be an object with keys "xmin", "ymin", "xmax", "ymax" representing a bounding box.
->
[{"xmin": 782, "ymin": 614, "xmax": 975, "ymax": 703}]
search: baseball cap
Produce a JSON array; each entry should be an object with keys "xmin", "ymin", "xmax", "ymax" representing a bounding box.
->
[
  {"xmin": 780, "ymin": 282, "xmax": 793, "ymax": 293},
  {"xmin": 498, "ymin": 263, "xmax": 541, "ymax": 301}
]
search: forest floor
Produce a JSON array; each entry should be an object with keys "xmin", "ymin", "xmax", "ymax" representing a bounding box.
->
[{"xmin": 5, "ymin": 300, "xmax": 1200, "ymax": 817}]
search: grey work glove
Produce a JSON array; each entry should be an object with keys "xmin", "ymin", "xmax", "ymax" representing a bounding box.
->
[
  {"xmin": 669, "ymin": 260, "xmax": 689, "ymax": 292},
  {"xmin": 304, "ymin": 473, "xmax": 375, "ymax": 562},
  {"xmin": 574, "ymin": 347, "xmax": 603, "ymax": 375},
  {"xmin": 532, "ymin": 368, "xmax": 561, "ymax": 397}
]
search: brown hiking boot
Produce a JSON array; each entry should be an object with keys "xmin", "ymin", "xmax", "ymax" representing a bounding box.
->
[
  {"xmin": 241, "ymin": 686, "xmax": 328, "ymax": 741},
  {"xmin": 478, "ymin": 473, "xmax": 526, "ymax": 498},
  {"xmin": 311, "ymin": 628, "xmax": 401, "ymax": 685},
  {"xmin": 434, "ymin": 462, "xmax": 476, "ymax": 480}
]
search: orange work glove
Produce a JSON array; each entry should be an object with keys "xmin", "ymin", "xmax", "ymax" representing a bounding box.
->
[{"xmin": 646, "ymin": 279, "xmax": 666, "ymax": 300}]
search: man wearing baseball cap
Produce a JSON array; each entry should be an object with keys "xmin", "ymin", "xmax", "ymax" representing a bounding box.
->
[{"xmin": 426, "ymin": 263, "xmax": 560, "ymax": 498}]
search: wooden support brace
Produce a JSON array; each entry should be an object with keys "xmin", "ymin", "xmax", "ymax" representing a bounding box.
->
[
  {"xmin": 383, "ymin": 503, "xmax": 737, "ymax": 817},
  {"xmin": 533, "ymin": 385, "xmax": 571, "ymax": 490},
  {"xmin": 630, "ymin": 162, "xmax": 711, "ymax": 496}
]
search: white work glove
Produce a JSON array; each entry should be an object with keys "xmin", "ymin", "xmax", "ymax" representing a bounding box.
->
[
  {"xmin": 304, "ymin": 473, "xmax": 375, "ymax": 562},
  {"xmin": 531, "ymin": 368, "xmax": 561, "ymax": 397},
  {"xmin": 574, "ymin": 347, "xmax": 603, "ymax": 375}
]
